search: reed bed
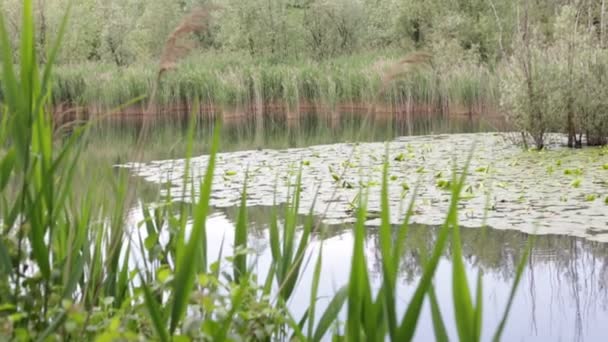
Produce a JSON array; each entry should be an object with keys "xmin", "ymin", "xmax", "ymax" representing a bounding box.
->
[{"xmin": 48, "ymin": 52, "xmax": 499, "ymax": 123}]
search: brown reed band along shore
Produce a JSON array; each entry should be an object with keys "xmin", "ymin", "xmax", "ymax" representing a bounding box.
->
[{"xmin": 52, "ymin": 101, "xmax": 501, "ymax": 125}]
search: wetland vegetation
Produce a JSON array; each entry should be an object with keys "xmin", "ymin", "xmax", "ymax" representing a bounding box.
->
[{"xmin": 1, "ymin": 0, "xmax": 608, "ymax": 341}]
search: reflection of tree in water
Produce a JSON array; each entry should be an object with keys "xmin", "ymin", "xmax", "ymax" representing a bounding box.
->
[
  {"xmin": 364, "ymin": 224, "xmax": 608, "ymax": 341},
  {"xmin": 220, "ymin": 205, "xmax": 608, "ymax": 340}
]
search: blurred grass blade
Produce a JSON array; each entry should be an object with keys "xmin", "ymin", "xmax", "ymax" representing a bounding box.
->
[
  {"xmin": 428, "ymin": 285, "xmax": 449, "ymax": 342},
  {"xmin": 347, "ymin": 190, "xmax": 368, "ymax": 340},
  {"xmin": 379, "ymin": 146, "xmax": 397, "ymax": 338},
  {"xmin": 141, "ymin": 275, "xmax": 170, "ymax": 342},
  {"xmin": 474, "ymin": 271, "xmax": 483, "ymax": 341},
  {"xmin": 0, "ymin": 238, "xmax": 12, "ymax": 279},
  {"xmin": 493, "ymin": 236, "xmax": 534, "ymax": 342},
  {"xmin": 170, "ymin": 122, "xmax": 220, "ymax": 333},
  {"xmin": 398, "ymin": 153, "xmax": 471, "ymax": 341},
  {"xmin": 308, "ymin": 243, "xmax": 323, "ymax": 339},
  {"xmin": 0, "ymin": 149, "xmax": 16, "ymax": 191},
  {"xmin": 233, "ymin": 171, "xmax": 248, "ymax": 284},
  {"xmin": 451, "ymin": 195, "xmax": 474, "ymax": 341},
  {"xmin": 313, "ymin": 285, "xmax": 348, "ymax": 342},
  {"xmin": 37, "ymin": 1, "xmax": 71, "ymax": 109}
]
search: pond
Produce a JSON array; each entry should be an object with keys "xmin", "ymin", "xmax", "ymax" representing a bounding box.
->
[{"xmin": 110, "ymin": 113, "xmax": 608, "ymax": 341}]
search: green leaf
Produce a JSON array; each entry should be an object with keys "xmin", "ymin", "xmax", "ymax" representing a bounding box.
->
[
  {"xmin": 170, "ymin": 123, "xmax": 220, "ymax": 333},
  {"xmin": 141, "ymin": 277, "xmax": 169, "ymax": 342},
  {"xmin": 492, "ymin": 237, "xmax": 534, "ymax": 342},
  {"xmin": 0, "ymin": 238, "xmax": 12, "ymax": 280},
  {"xmin": 379, "ymin": 147, "xmax": 397, "ymax": 339},
  {"xmin": 233, "ymin": 172, "xmax": 248, "ymax": 283},
  {"xmin": 308, "ymin": 244, "xmax": 323, "ymax": 339},
  {"xmin": 313, "ymin": 286, "xmax": 348, "ymax": 342},
  {"xmin": 451, "ymin": 202, "xmax": 475, "ymax": 341},
  {"xmin": 397, "ymin": 148, "xmax": 473, "ymax": 341},
  {"xmin": 428, "ymin": 285, "xmax": 449, "ymax": 342},
  {"xmin": 0, "ymin": 149, "xmax": 16, "ymax": 191}
]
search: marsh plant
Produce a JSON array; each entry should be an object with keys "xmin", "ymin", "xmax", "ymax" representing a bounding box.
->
[
  {"xmin": 0, "ymin": 2, "xmax": 535, "ymax": 341},
  {"xmin": 500, "ymin": 5, "xmax": 608, "ymax": 149}
]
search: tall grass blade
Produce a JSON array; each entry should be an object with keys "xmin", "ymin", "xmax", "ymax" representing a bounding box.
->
[
  {"xmin": 451, "ymin": 189, "xmax": 475, "ymax": 341},
  {"xmin": 141, "ymin": 275, "xmax": 170, "ymax": 342},
  {"xmin": 169, "ymin": 123, "xmax": 220, "ymax": 333},
  {"xmin": 37, "ymin": 2, "xmax": 71, "ymax": 109},
  {"xmin": 308, "ymin": 244, "xmax": 323, "ymax": 339},
  {"xmin": 474, "ymin": 271, "xmax": 483, "ymax": 341},
  {"xmin": 492, "ymin": 236, "xmax": 534, "ymax": 342},
  {"xmin": 233, "ymin": 172, "xmax": 248, "ymax": 283},
  {"xmin": 379, "ymin": 146, "xmax": 397, "ymax": 339},
  {"xmin": 428, "ymin": 285, "xmax": 449, "ymax": 342},
  {"xmin": 397, "ymin": 154, "xmax": 471, "ymax": 341},
  {"xmin": 313, "ymin": 286, "xmax": 348, "ymax": 342},
  {"xmin": 0, "ymin": 238, "xmax": 12, "ymax": 279},
  {"xmin": 347, "ymin": 191, "xmax": 368, "ymax": 340}
]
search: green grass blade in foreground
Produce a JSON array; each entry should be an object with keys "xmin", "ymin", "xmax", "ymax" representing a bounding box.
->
[
  {"xmin": 0, "ymin": 238, "xmax": 12, "ymax": 280},
  {"xmin": 379, "ymin": 146, "xmax": 398, "ymax": 339},
  {"xmin": 0, "ymin": 11, "xmax": 23, "ymax": 115},
  {"xmin": 397, "ymin": 155, "xmax": 471, "ymax": 341},
  {"xmin": 492, "ymin": 236, "xmax": 534, "ymax": 342},
  {"xmin": 474, "ymin": 271, "xmax": 484, "ymax": 341},
  {"xmin": 347, "ymin": 190, "xmax": 369, "ymax": 340},
  {"xmin": 233, "ymin": 171, "xmax": 248, "ymax": 284},
  {"xmin": 36, "ymin": 1, "xmax": 71, "ymax": 111},
  {"xmin": 313, "ymin": 285, "xmax": 348, "ymax": 342},
  {"xmin": 169, "ymin": 123, "xmax": 220, "ymax": 334},
  {"xmin": 141, "ymin": 275, "xmax": 170, "ymax": 342},
  {"xmin": 428, "ymin": 285, "xmax": 449, "ymax": 342},
  {"xmin": 451, "ymin": 178, "xmax": 475, "ymax": 341},
  {"xmin": 308, "ymin": 243, "xmax": 323, "ymax": 339}
]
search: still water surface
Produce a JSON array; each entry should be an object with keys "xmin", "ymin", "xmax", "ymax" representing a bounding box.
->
[{"xmin": 118, "ymin": 113, "xmax": 608, "ymax": 341}]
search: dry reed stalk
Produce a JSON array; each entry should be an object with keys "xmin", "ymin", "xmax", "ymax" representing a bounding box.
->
[
  {"xmin": 369, "ymin": 51, "xmax": 432, "ymax": 117},
  {"xmin": 141, "ymin": 5, "xmax": 221, "ymax": 137},
  {"xmin": 128, "ymin": 5, "xmax": 220, "ymax": 215}
]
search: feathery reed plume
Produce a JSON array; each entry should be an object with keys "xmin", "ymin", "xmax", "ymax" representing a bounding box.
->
[
  {"xmin": 139, "ymin": 5, "xmax": 220, "ymax": 141},
  {"xmin": 379, "ymin": 51, "xmax": 432, "ymax": 93},
  {"xmin": 370, "ymin": 51, "xmax": 432, "ymax": 116},
  {"xmin": 158, "ymin": 6, "xmax": 220, "ymax": 76}
]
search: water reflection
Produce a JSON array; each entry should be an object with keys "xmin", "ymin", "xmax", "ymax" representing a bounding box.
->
[{"xmin": 205, "ymin": 205, "xmax": 608, "ymax": 341}]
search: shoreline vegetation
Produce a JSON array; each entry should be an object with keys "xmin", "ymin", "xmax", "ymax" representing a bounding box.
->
[
  {"xmin": 49, "ymin": 54, "xmax": 500, "ymax": 129},
  {"xmin": 2, "ymin": 0, "xmax": 607, "ymax": 148}
]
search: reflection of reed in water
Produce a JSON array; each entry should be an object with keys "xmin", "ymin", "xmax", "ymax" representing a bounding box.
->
[{"xmin": 363, "ymin": 224, "xmax": 608, "ymax": 340}]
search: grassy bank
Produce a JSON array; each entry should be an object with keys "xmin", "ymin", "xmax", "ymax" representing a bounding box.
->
[{"xmin": 49, "ymin": 52, "xmax": 499, "ymax": 120}]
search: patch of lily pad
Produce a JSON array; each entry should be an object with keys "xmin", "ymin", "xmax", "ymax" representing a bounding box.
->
[{"xmin": 121, "ymin": 133, "xmax": 608, "ymax": 242}]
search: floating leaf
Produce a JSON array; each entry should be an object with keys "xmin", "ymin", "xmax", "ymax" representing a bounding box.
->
[
  {"xmin": 570, "ymin": 179, "xmax": 582, "ymax": 188},
  {"xmin": 584, "ymin": 194, "xmax": 597, "ymax": 202},
  {"xmin": 225, "ymin": 170, "xmax": 237, "ymax": 176},
  {"xmin": 475, "ymin": 166, "xmax": 488, "ymax": 173},
  {"xmin": 436, "ymin": 179, "xmax": 452, "ymax": 190},
  {"xmin": 564, "ymin": 168, "xmax": 583, "ymax": 176}
]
